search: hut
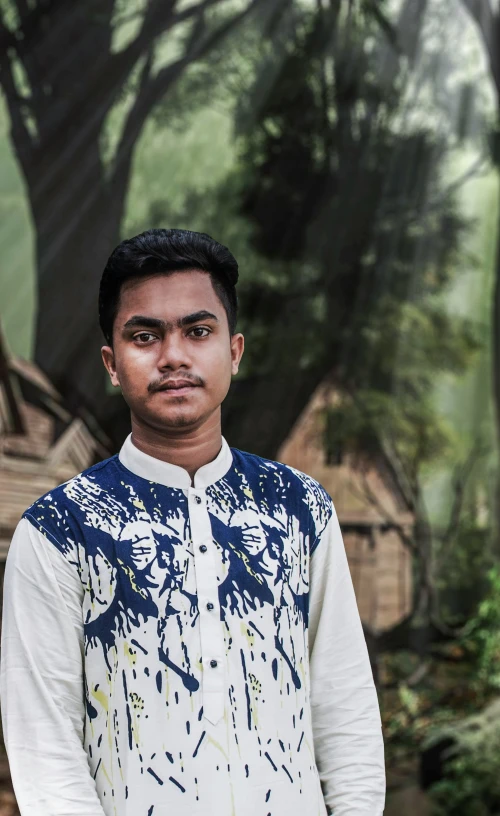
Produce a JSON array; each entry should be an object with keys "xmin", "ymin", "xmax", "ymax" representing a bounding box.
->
[
  {"xmin": 278, "ymin": 382, "xmax": 415, "ymax": 634},
  {"xmin": 0, "ymin": 331, "xmax": 110, "ymax": 565}
]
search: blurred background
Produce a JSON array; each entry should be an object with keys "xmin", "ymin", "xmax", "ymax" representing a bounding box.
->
[{"xmin": 0, "ymin": 0, "xmax": 499, "ymax": 813}]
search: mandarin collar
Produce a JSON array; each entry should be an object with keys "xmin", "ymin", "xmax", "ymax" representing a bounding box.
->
[{"xmin": 118, "ymin": 433, "xmax": 233, "ymax": 489}]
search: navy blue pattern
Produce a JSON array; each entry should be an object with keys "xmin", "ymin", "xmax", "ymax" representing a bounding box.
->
[{"xmin": 23, "ymin": 448, "xmax": 333, "ymax": 815}]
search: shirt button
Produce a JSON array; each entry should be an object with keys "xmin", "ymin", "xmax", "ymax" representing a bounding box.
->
[
  {"xmin": 210, "ymin": 659, "xmax": 218, "ymax": 668},
  {"xmin": 199, "ymin": 545, "xmax": 208, "ymax": 553},
  {"xmin": 207, "ymin": 602, "xmax": 214, "ymax": 611},
  {"xmin": 195, "ymin": 496, "xmax": 202, "ymax": 504}
]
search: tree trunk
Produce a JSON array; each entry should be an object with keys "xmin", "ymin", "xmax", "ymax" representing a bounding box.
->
[
  {"xmin": 492, "ymin": 194, "xmax": 500, "ymax": 548},
  {"xmin": 32, "ymin": 138, "xmax": 125, "ymax": 423},
  {"xmin": 0, "ymin": 0, "xmax": 280, "ymax": 445},
  {"xmin": 377, "ymin": 0, "xmax": 429, "ymax": 87},
  {"xmin": 223, "ymin": 366, "xmax": 327, "ymax": 459},
  {"xmin": 461, "ymin": 0, "xmax": 500, "ymax": 546}
]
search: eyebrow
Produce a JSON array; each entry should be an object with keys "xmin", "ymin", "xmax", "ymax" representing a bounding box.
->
[
  {"xmin": 122, "ymin": 311, "xmax": 219, "ymax": 332},
  {"xmin": 179, "ymin": 311, "xmax": 219, "ymax": 327}
]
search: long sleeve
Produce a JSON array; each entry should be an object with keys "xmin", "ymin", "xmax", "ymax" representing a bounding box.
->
[
  {"xmin": 0, "ymin": 517, "xmax": 106, "ymax": 816},
  {"xmin": 308, "ymin": 507, "xmax": 386, "ymax": 815}
]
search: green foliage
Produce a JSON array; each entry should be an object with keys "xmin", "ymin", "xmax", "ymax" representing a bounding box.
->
[
  {"xmin": 437, "ymin": 516, "xmax": 493, "ymax": 623},
  {"xmin": 129, "ymin": 0, "xmax": 487, "ymax": 472},
  {"xmin": 229, "ymin": 0, "xmax": 484, "ymax": 468},
  {"xmin": 421, "ymin": 571, "xmax": 500, "ymax": 814},
  {"xmin": 326, "ymin": 387, "xmax": 453, "ymax": 467},
  {"xmin": 380, "ymin": 564, "xmax": 500, "ymax": 771},
  {"xmin": 325, "ymin": 299, "xmax": 480, "ymax": 471},
  {"xmin": 431, "ymin": 745, "xmax": 500, "ymax": 816},
  {"xmin": 382, "ymin": 680, "xmax": 429, "ymax": 757},
  {"xmin": 138, "ymin": 1, "xmax": 482, "ymax": 402},
  {"xmin": 427, "ymin": 699, "xmax": 500, "ymax": 816},
  {"xmin": 458, "ymin": 568, "xmax": 500, "ymax": 696}
]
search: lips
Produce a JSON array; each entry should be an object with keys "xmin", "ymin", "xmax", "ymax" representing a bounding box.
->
[{"xmin": 156, "ymin": 381, "xmax": 199, "ymax": 393}]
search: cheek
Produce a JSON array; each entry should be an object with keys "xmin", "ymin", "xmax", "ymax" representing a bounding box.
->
[
  {"xmin": 206, "ymin": 347, "xmax": 232, "ymax": 388},
  {"xmin": 115, "ymin": 351, "xmax": 152, "ymax": 391}
]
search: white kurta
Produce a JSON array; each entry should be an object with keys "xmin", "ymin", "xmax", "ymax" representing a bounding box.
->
[{"xmin": 0, "ymin": 436, "xmax": 385, "ymax": 815}]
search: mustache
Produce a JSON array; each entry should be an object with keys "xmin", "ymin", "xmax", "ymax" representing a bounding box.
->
[{"xmin": 148, "ymin": 374, "xmax": 205, "ymax": 393}]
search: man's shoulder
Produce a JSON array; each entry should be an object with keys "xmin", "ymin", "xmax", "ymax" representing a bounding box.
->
[
  {"xmin": 230, "ymin": 446, "xmax": 333, "ymax": 506},
  {"xmin": 22, "ymin": 454, "xmax": 120, "ymax": 525}
]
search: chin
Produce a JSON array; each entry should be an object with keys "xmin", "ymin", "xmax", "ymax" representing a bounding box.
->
[
  {"xmin": 166, "ymin": 414, "xmax": 199, "ymax": 429},
  {"xmin": 133, "ymin": 398, "xmax": 214, "ymax": 432},
  {"xmin": 151, "ymin": 408, "xmax": 203, "ymax": 430}
]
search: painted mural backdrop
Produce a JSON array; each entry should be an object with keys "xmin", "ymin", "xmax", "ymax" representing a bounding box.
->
[{"xmin": 1, "ymin": 0, "xmax": 500, "ymax": 812}]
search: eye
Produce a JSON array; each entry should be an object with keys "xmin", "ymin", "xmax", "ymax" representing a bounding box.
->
[
  {"xmin": 133, "ymin": 332, "xmax": 157, "ymax": 344},
  {"xmin": 188, "ymin": 326, "xmax": 211, "ymax": 338}
]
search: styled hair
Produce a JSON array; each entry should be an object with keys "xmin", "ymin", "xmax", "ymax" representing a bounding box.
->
[{"xmin": 99, "ymin": 228, "xmax": 239, "ymax": 344}]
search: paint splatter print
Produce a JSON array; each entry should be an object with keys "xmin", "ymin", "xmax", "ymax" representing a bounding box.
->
[{"xmin": 22, "ymin": 446, "xmax": 333, "ymax": 816}]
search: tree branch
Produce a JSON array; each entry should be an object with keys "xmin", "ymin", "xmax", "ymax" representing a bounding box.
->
[
  {"xmin": 110, "ymin": 0, "xmax": 265, "ymax": 194},
  {"xmin": 379, "ymin": 658, "xmax": 431, "ymax": 690},
  {"xmin": 108, "ymin": 49, "xmax": 154, "ymax": 209},
  {"xmin": 461, "ymin": 0, "xmax": 500, "ymax": 97},
  {"xmin": 0, "ymin": 15, "xmax": 34, "ymax": 175},
  {"xmin": 13, "ymin": 0, "xmax": 30, "ymax": 20},
  {"xmin": 364, "ymin": 0, "xmax": 400, "ymax": 51},
  {"xmin": 113, "ymin": 0, "xmax": 227, "ymax": 81},
  {"xmin": 440, "ymin": 153, "xmax": 490, "ymax": 199},
  {"xmin": 461, "ymin": 0, "xmax": 495, "ymax": 49},
  {"xmin": 355, "ymin": 405, "xmax": 419, "ymax": 511},
  {"xmin": 435, "ymin": 440, "xmax": 487, "ymax": 571},
  {"xmin": 0, "ymin": 15, "xmax": 20, "ymax": 54},
  {"xmin": 379, "ymin": 150, "xmax": 490, "ymax": 229}
]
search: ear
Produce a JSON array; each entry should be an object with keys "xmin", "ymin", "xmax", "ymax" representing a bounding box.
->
[
  {"xmin": 230, "ymin": 333, "xmax": 245, "ymax": 376},
  {"xmin": 101, "ymin": 345, "xmax": 120, "ymax": 387}
]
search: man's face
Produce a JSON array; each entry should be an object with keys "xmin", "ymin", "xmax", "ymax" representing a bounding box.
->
[{"xmin": 101, "ymin": 270, "xmax": 244, "ymax": 433}]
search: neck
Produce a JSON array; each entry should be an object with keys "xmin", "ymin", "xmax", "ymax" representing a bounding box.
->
[{"xmin": 130, "ymin": 410, "xmax": 223, "ymax": 482}]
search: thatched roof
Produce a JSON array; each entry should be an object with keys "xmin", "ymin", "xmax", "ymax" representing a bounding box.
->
[
  {"xmin": 278, "ymin": 381, "xmax": 415, "ymax": 632},
  {"xmin": 278, "ymin": 382, "xmax": 414, "ymax": 529},
  {"xmin": 0, "ymin": 327, "xmax": 110, "ymax": 558}
]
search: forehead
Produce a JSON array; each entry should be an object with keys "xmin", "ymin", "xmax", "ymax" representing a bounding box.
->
[{"xmin": 117, "ymin": 270, "xmax": 224, "ymax": 320}]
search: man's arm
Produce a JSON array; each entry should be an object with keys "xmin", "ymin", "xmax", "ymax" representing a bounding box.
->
[
  {"xmin": 0, "ymin": 517, "xmax": 106, "ymax": 815},
  {"xmin": 308, "ymin": 505, "xmax": 386, "ymax": 815}
]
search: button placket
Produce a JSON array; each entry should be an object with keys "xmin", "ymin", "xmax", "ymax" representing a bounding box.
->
[{"xmin": 189, "ymin": 489, "xmax": 224, "ymax": 725}]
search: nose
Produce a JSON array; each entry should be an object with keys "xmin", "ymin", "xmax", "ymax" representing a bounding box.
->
[{"xmin": 156, "ymin": 331, "xmax": 191, "ymax": 371}]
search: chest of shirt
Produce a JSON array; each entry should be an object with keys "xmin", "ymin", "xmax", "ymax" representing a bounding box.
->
[
  {"xmin": 29, "ymin": 452, "xmax": 328, "ymax": 644},
  {"xmin": 75, "ymin": 481, "xmax": 313, "ymax": 727},
  {"xmin": 78, "ymin": 483, "xmax": 311, "ymax": 632}
]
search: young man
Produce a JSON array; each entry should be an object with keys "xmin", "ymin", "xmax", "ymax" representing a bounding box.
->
[{"xmin": 1, "ymin": 229, "xmax": 385, "ymax": 815}]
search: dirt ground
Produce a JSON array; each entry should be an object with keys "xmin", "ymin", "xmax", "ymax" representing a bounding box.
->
[
  {"xmin": 0, "ymin": 791, "xmax": 17, "ymax": 816},
  {"xmin": 0, "ymin": 761, "xmax": 17, "ymax": 816},
  {"xmin": 385, "ymin": 785, "xmax": 431, "ymax": 815},
  {"xmin": 385, "ymin": 763, "xmax": 431, "ymax": 816}
]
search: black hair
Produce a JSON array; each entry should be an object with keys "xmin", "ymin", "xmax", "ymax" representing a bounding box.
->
[{"xmin": 99, "ymin": 228, "xmax": 239, "ymax": 344}]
